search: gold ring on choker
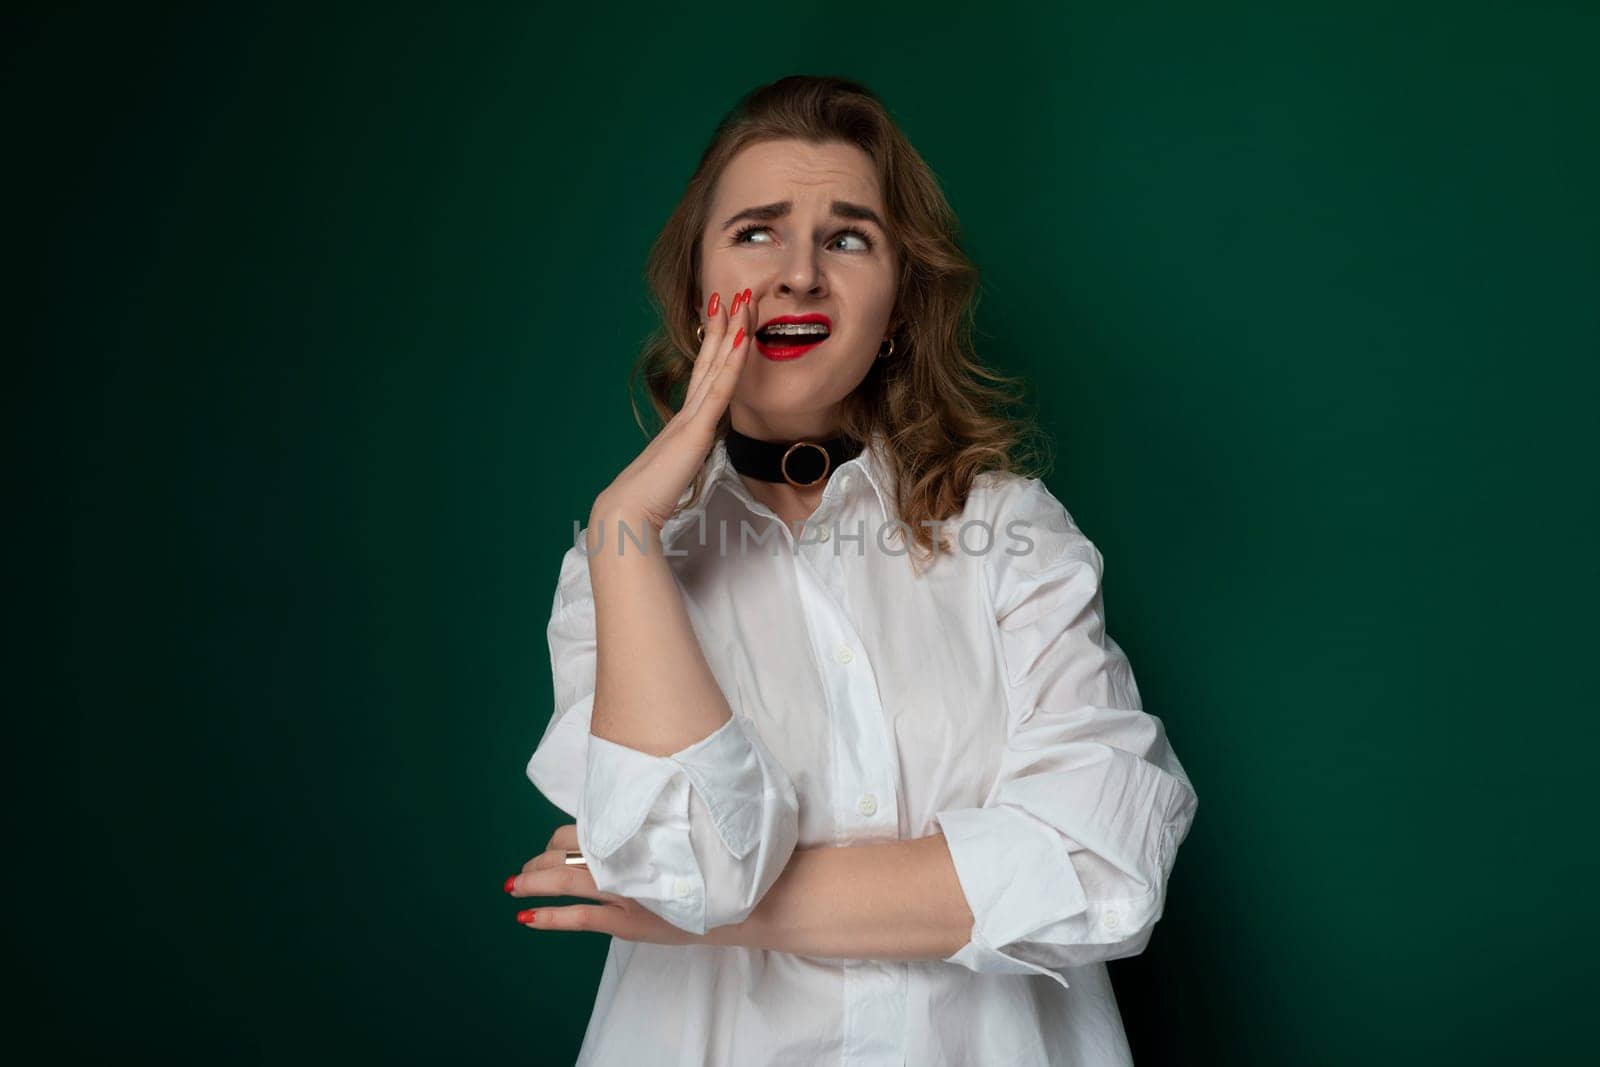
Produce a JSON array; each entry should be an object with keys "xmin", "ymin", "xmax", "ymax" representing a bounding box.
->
[{"xmin": 781, "ymin": 441, "xmax": 830, "ymax": 488}]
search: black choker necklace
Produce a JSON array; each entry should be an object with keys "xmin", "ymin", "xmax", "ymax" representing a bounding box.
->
[{"xmin": 724, "ymin": 426, "xmax": 863, "ymax": 488}]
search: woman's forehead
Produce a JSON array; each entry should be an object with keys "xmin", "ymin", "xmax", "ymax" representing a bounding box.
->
[{"xmin": 715, "ymin": 140, "xmax": 882, "ymax": 210}]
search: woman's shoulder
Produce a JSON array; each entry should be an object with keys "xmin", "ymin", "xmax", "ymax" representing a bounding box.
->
[{"xmin": 965, "ymin": 468, "xmax": 1102, "ymax": 581}]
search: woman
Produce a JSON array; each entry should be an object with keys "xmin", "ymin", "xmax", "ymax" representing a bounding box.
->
[{"xmin": 508, "ymin": 75, "xmax": 1198, "ymax": 1066}]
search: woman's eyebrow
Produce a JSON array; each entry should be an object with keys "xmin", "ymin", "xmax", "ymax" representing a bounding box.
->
[{"xmin": 719, "ymin": 200, "xmax": 887, "ymax": 232}]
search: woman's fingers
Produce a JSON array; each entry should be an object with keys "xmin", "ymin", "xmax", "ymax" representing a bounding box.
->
[
  {"xmin": 684, "ymin": 287, "xmax": 739, "ymax": 415},
  {"xmin": 682, "ymin": 289, "xmax": 730, "ymax": 402},
  {"xmin": 521, "ymin": 904, "xmax": 610, "ymax": 931},
  {"xmin": 546, "ymin": 823, "xmax": 578, "ymax": 852},
  {"xmin": 711, "ymin": 289, "xmax": 754, "ymax": 405},
  {"xmin": 520, "ymin": 849, "xmax": 564, "ymax": 874},
  {"xmin": 518, "ymin": 901, "xmax": 700, "ymax": 946},
  {"xmin": 507, "ymin": 859, "xmax": 628, "ymax": 904},
  {"xmin": 683, "ymin": 286, "xmax": 752, "ymax": 423}
]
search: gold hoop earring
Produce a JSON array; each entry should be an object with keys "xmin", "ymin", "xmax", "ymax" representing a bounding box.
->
[{"xmin": 877, "ymin": 336, "xmax": 895, "ymax": 359}]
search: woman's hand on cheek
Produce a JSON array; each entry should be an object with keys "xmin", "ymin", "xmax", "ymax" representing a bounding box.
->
[
  {"xmin": 504, "ymin": 823, "xmax": 704, "ymax": 946},
  {"xmin": 592, "ymin": 285, "xmax": 754, "ymax": 531}
]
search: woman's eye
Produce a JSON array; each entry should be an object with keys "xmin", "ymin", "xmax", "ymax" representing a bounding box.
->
[
  {"xmin": 731, "ymin": 225, "xmax": 875, "ymax": 253},
  {"xmin": 830, "ymin": 229, "xmax": 874, "ymax": 252}
]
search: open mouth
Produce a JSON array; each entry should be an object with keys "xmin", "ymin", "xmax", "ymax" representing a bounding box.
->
[{"xmin": 755, "ymin": 315, "xmax": 832, "ymax": 360}]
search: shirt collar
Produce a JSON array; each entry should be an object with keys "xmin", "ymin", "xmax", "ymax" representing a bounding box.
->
[{"xmin": 662, "ymin": 428, "xmax": 896, "ymax": 547}]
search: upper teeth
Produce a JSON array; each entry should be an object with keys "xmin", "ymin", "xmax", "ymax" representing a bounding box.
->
[{"xmin": 761, "ymin": 323, "xmax": 829, "ymax": 336}]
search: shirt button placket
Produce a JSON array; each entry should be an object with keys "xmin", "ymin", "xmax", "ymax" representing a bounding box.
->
[{"xmin": 797, "ymin": 500, "xmax": 900, "ymax": 859}]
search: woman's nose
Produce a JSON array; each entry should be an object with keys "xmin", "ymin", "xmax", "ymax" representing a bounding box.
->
[{"xmin": 776, "ymin": 246, "xmax": 826, "ymax": 297}]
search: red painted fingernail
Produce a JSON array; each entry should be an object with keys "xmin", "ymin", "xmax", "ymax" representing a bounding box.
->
[
  {"xmin": 708, "ymin": 292, "xmax": 720, "ymax": 316},
  {"xmin": 742, "ymin": 287, "xmax": 752, "ymax": 304},
  {"xmin": 503, "ymin": 875, "xmax": 516, "ymax": 894},
  {"xmin": 729, "ymin": 292, "xmax": 742, "ymax": 315},
  {"xmin": 732, "ymin": 327, "xmax": 745, "ymax": 347},
  {"xmin": 516, "ymin": 909, "xmax": 536, "ymax": 924}
]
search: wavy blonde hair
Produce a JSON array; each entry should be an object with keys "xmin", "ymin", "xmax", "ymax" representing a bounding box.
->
[{"xmin": 627, "ymin": 74, "xmax": 1051, "ymax": 565}]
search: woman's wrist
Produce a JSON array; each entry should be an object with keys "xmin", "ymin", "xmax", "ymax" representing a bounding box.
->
[
  {"xmin": 701, "ymin": 906, "xmax": 765, "ymax": 950},
  {"xmin": 588, "ymin": 493, "xmax": 664, "ymax": 554}
]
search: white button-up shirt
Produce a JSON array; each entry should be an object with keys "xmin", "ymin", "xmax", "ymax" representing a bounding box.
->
[{"xmin": 526, "ymin": 430, "xmax": 1199, "ymax": 1066}]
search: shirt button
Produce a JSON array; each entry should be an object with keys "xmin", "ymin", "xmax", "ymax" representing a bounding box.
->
[
  {"xmin": 857, "ymin": 793, "xmax": 878, "ymax": 816},
  {"xmin": 1104, "ymin": 910, "xmax": 1120, "ymax": 930},
  {"xmin": 674, "ymin": 878, "xmax": 692, "ymax": 899},
  {"xmin": 835, "ymin": 645, "xmax": 854, "ymax": 664},
  {"xmin": 816, "ymin": 526, "xmax": 831, "ymax": 542}
]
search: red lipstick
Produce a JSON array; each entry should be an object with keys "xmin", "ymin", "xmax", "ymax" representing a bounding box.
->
[{"xmin": 754, "ymin": 313, "xmax": 832, "ymax": 362}]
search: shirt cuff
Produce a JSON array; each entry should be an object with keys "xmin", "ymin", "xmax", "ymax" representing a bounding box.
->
[
  {"xmin": 934, "ymin": 805, "xmax": 1090, "ymax": 990},
  {"xmin": 581, "ymin": 714, "xmax": 767, "ymax": 860},
  {"xmin": 577, "ymin": 714, "xmax": 799, "ymax": 934},
  {"xmin": 524, "ymin": 693, "xmax": 594, "ymax": 819}
]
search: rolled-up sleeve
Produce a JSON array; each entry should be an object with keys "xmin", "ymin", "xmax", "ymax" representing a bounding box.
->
[
  {"xmin": 933, "ymin": 477, "xmax": 1199, "ymax": 989},
  {"xmin": 524, "ymin": 540, "xmax": 800, "ymax": 935}
]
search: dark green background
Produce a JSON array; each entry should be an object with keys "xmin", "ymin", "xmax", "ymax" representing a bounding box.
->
[{"xmin": 14, "ymin": 2, "xmax": 1597, "ymax": 1063}]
